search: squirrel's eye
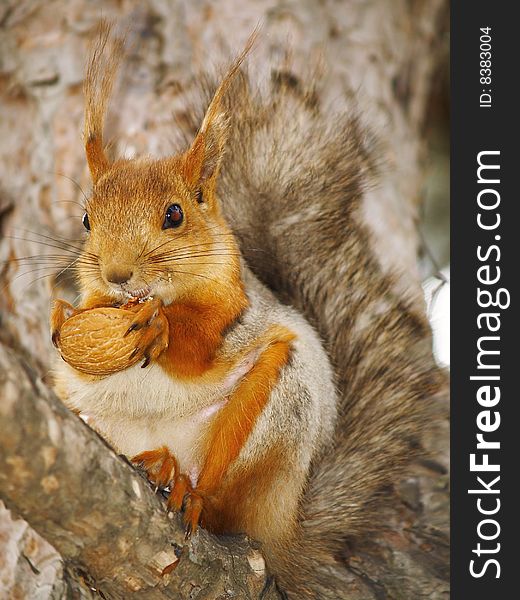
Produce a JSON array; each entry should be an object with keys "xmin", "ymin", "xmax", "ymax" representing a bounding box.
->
[
  {"xmin": 82, "ymin": 212, "xmax": 90, "ymax": 231},
  {"xmin": 163, "ymin": 204, "xmax": 183, "ymax": 229}
]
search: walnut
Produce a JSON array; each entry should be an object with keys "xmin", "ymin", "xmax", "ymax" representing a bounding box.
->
[{"xmin": 58, "ymin": 307, "xmax": 141, "ymax": 376}]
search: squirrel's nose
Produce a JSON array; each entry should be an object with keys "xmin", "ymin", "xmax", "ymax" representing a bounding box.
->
[{"xmin": 105, "ymin": 267, "xmax": 133, "ymax": 285}]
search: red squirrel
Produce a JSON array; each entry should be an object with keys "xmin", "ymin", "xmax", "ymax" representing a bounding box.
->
[
  {"xmin": 51, "ymin": 22, "xmax": 443, "ymax": 599},
  {"xmin": 51, "ymin": 24, "xmax": 337, "ymax": 593}
]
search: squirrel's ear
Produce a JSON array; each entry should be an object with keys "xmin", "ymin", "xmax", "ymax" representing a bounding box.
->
[
  {"xmin": 84, "ymin": 21, "xmax": 124, "ymax": 183},
  {"xmin": 182, "ymin": 31, "xmax": 257, "ymax": 189},
  {"xmin": 183, "ymin": 110, "xmax": 229, "ymax": 187}
]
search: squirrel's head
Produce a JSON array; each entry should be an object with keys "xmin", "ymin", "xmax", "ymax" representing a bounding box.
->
[{"xmin": 78, "ymin": 22, "xmax": 250, "ymax": 307}]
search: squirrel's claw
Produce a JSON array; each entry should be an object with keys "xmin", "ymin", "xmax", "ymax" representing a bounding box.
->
[
  {"xmin": 167, "ymin": 476, "xmax": 203, "ymax": 538},
  {"xmin": 138, "ymin": 319, "xmax": 169, "ymax": 367},
  {"xmin": 51, "ymin": 330, "xmax": 60, "ymax": 348},
  {"xmin": 125, "ymin": 322, "xmax": 139, "ymax": 337},
  {"xmin": 129, "ymin": 346, "xmax": 140, "ymax": 360}
]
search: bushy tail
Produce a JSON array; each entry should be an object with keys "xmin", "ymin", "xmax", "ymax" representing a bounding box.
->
[{"xmin": 184, "ymin": 68, "xmax": 444, "ymax": 598}]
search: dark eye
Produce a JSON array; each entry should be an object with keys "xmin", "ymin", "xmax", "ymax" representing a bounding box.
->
[
  {"xmin": 163, "ymin": 204, "xmax": 183, "ymax": 229},
  {"xmin": 82, "ymin": 212, "xmax": 90, "ymax": 231}
]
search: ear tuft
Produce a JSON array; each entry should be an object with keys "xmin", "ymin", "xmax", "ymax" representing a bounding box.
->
[
  {"xmin": 84, "ymin": 20, "xmax": 124, "ymax": 183},
  {"xmin": 182, "ymin": 30, "xmax": 258, "ymax": 188}
]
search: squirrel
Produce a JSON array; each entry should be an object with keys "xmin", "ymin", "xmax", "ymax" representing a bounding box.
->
[{"xmin": 51, "ymin": 23, "xmax": 444, "ymax": 599}]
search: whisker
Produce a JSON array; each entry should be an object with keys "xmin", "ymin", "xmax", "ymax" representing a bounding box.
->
[
  {"xmin": 10, "ymin": 227, "xmax": 87, "ymax": 247},
  {"xmin": 146, "ymin": 245, "xmax": 239, "ymax": 260},
  {"xmin": 4, "ymin": 235, "xmax": 83, "ymax": 256},
  {"xmin": 3, "ymin": 253, "xmax": 95, "ymax": 264},
  {"xmin": 142, "ymin": 233, "xmax": 237, "ymax": 260},
  {"xmin": 7, "ymin": 229, "xmax": 98, "ymax": 262},
  {"xmin": 1, "ymin": 265, "xmax": 75, "ymax": 295},
  {"xmin": 1, "ymin": 255, "xmax": 99, "ymax": 285},
  {"xmin": 148, "ymin": 244, "xmax": 237, "ymax": 257},
  {"xmin": 146, "ymin": 252, "xmax": 231, "ymax": 264},
  {"xmin": 148, "ymin": 252, "xmax": 241, "ymax": 264},
  {"xmin": 1, "ymin": 258, "xmax": 98, "ymax": 277},
  {"xmin": 53, "ymin": 200, "xmax": 85, "ymax": 211},
  {"xmin": 15, "ymin": 270, "xmax": 76, "ymax": 297},
  {"xmin": 3, "ymin": 256, "xmax": 76, "ymax": 264},
  {"xmin": 4, "ymin": 232, "xmax": 98, "ymax": 263},
  {"xmin": 144, "ymin": 263, "xmax": 235, "ymax": 277},
  {"xmin": 153, "ymin": 269, "xmax": 222, "ymax": 285},
  {"xmin": 52, "ymin": 171, "xmax": 89, "ymax": 203},
  {"xmin": 55, "ymin": 255, "xmax": 84, "ymax": 281},
  {"xmin": 135, "ymin": 239, "xmax": 148, "ymax": 262},
  {"xmin": 141, "ymin": 222, "xmax": 237, "ymax": 258}
]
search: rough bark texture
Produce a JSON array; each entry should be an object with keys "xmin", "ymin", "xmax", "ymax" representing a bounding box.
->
[
  {"xmin": 0, "ymin": 344, "xmax": 279, "ymax": 600},
  {"xmin": 0, "ymin": 1, "xmax": 449, "ymax": 598}
]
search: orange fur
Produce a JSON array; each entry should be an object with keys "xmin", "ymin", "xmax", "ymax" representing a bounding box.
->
[
  {"xmin": 168, "ymin": 474, "xmax": 192, "ymax": 511},
  {"xmin": 131, "ymin": 326, "xmax": 296, "ymax": 536},
  {"xmin": 158, "ymin": 290, "xmax": 248, "ymax": 379},
  {"xmin": 202, "ymin": 446, "xmax": 287, "ymax": 536},
  {"xmin": 196, "ymin": 329, "xmax": 295, "ymax": 517},
  {"xmin": 181, "ymin": 30, "xmax": 257, "ymax": 192}
]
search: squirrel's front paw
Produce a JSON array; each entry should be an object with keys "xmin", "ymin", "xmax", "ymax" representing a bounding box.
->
[{"xmin": 125, "ymin": 298, "xmax": 169, "ymax": 367}]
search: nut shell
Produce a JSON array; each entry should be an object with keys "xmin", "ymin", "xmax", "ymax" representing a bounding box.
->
[{"xmin": 58, "ymin": 307, "xmax": 140, "ymax": 376}]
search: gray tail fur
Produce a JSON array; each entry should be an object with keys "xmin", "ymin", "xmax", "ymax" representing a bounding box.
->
[{"xmin": 183, "ymin": 68, "xmax": 444, "ymax": 598}]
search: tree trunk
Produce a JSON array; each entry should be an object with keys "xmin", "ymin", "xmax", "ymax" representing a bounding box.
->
[{"xmin": 0, "ymin": 1, "xmax": 449, "ymax": 598}]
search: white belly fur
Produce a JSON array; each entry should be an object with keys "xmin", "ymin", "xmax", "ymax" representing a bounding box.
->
[{"xmin": 55, "ymin": 359, "xmax": 237, "ymax": 477}]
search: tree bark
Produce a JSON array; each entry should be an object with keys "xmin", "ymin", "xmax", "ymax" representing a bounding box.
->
[
  {"xmin": 0, "ymin": 0, "xmax": 449, "ymax": 598},
  {"xmin": 0, "ymin": 343, "xmax": 279, "ymax": 600}
]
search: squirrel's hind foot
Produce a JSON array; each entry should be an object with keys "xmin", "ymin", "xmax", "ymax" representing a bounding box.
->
[
  {"xmin": 132, "ymin": 445, "xmax": 178, "ymax": 489},
  {"xmin": 132, "ymin": 446, "xmax": 203, "ymax": 537},
  {"xmin": 167, "ymin": 475, "xmax": 203, "ymax": 538}
]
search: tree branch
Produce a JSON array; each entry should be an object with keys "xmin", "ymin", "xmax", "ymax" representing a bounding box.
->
[{"xmin": 0, "ymin": 342, "xmax": 279, "ymax": 600}]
